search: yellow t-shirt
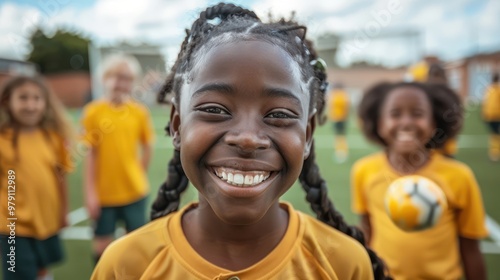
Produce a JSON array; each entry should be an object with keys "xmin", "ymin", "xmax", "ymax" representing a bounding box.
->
[
  {"xmin": 92, "ymin": 202, "xmax": 374, "ymax": 280},
  {"xmin": 482, "ymin": 84, "xmax": 500, "ymax": 121},
  {"xmin": 81, "ymin": 99, "xmax": 155, "ymax": 206},
  {"xmin": 437, "ymin": 138, "xmax": 458, "ymax": 157},
  {"xmin": 407, "ymin": 61, "xmax": 429, "ymax": 82},
  {"xmin": 328, "ymin": 90, "xmax": 350, "ymax": 122},
  {"xmin": 0, "ymin": 128, "xmax": 73, "ymax": 239},
  {"xmin": 351, "ymin": 152, "xmax": 488, "ymax": 280}
]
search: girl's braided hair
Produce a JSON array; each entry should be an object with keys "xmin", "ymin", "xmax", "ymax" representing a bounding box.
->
[{"xmin": 152, "ymin": 3, "xmax": 391, "ymax": 279}]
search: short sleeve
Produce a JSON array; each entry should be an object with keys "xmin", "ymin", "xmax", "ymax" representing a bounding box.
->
[
  {"xmin": 351, "ymin": 162, "xmax": 368, "ymax": 214},
  {"xmin": 455, "ymin": 167, "xmax": 488, "ymax": 239},
  {"xmin": 139, "ymin": 106, "xmax": 155, "ymax": 145}
]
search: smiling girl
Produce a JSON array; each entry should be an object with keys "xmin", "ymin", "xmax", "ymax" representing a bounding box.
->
[
  {"xmin": 353, "ymin": 82, "xmax": 488, "ymax": 279},
  {"xmin": 0, "ymin": 76, "xmax": 74, "ymax": 280}
]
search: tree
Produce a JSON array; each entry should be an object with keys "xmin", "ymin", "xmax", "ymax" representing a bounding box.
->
[{"xmin": 27, "ymin": 28, "xmax": 91, "ymax": 74}]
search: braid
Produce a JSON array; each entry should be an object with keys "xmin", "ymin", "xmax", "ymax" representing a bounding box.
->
[
  {"xmin": 150, "ymin": 149, "xmax": 188, "ymax": 220},
  {"xmin": 299, "ymin": 143, "xmax": 391, "ymax": 280}
]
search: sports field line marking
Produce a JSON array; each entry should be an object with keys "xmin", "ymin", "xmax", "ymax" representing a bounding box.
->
[
  {"xmin": 486, "ymin": 215, "xmax": 500, "ymax": 244},
  {"xmin": 68, "ymin": 207, "xmax": 89, "ymax": 226},
  {"xmin": 61, "ymin": 226, "xmax": 92, "ymax": 240},
  {"xmin": 480, "ymin": 241, "xmax": 500, "ymax": 254}
]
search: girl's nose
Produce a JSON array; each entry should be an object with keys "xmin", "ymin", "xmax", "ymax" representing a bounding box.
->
[
  {"xmin": 26, "ymin": 99, "xmax": 39, "ymax": 110},
  {"xmin": 224, "ymin": 125, "xmax": 271, "ymax": 155},
  {"xmin": 400, "ymin": 114, "xmax": 413, "ymax": 128}
]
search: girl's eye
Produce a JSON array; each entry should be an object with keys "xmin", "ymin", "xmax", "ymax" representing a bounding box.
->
[
  {"xmin": 267, "ymin": 111, "xmax": 295, "ymax": 119},
  {"xmin": 198, "ymin": 106, "xmax": 228, "ymax": 115},
  {"xmin": 412, "ymin": 111, "xmax": 424, "ymax": 117},
  {"xmin": 265, "ymin": 110, "xmax": 298, "ymax": 127}
]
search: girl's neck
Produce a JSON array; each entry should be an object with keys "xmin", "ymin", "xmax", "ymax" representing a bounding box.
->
[
  {"xmin": 182, "ymin": 201, "xmax": 288, "ymax": 270},
  {"xmin": 106, "ymin": 95, "xmax": 129, "ymax": 105},
  {"xmin": 10, "ymin": 123, "xmax": 40, "ymax": 133},
  {"xmin": 385, "ymin": 148, "xmax": 432, "ymax": 174}
]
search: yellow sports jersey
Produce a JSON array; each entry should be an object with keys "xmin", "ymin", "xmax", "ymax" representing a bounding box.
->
[
  {"xmin": 92, "ymin": 202, "xmax": 374, "ymax": 280},
  {"xmin": 81, "ymin": 99, "xmax": 155, "ymax": 206},
  {"xmin": 438, "ymin": 138, "xmax": 458, "ymax": 157},
  {"xmin": 327, "ymin": 90, "xmax": 350, "ymax": 121},
  {"xmin": 407, "ymin": 61, "xmax": 429, "ymax": 82},
  {"xmin": 482, "ymin": 84, "xmax": 500, "ymax": 121},
  {"xmin": 351, "ymin": 152, "xmax": 488, "ymax": 280},
  {"xmin": 0, "ymin": 128, "xmax": 72, "ymax": 239}
]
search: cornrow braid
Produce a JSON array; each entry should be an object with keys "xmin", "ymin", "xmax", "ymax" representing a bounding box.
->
[{"xmin": 299, "ymin": 142, "xmax": 391, "ymax": 280}]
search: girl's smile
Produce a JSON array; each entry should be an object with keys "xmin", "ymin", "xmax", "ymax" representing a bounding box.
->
[{"xmin": 208, "ymin": 158, "xmax": 279, "ymax": 198}]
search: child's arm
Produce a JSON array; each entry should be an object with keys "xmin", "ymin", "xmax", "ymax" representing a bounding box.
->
[
  {"xmin": 459, "ymin": 237, "xmax": 486, "ymax": 280},
  {"xmin": 360, "ymin": 214, "xmax": 372, "ymax": 245},
  {"xmin": 141, "ymin": 143, "xmax": 152, "ymax": 171},
  {"xmin": 56, "ymin": 168, "xmax": 69, "ymax": 228},
  {"xmin": 84, "ymin": 147, "xmax": 100, "ymax": 220}
]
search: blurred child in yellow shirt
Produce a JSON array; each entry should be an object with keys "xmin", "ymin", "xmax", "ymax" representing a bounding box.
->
[
  {"xmin": 482, "ymin": 72, "xmax": 500, "ymax": 161},
  {"xmin": 327, "ymin": 83, "xmax": 350, "ymax": 162},
  {"xmin": 0, "ymin": 76, "xmax": 74, "ymax": 280},
  {"xmin": 81, "ymin": 54, "xmax": 155, "ymax": 264},
  {"xmin": 354, "ymin": 81, "xmax": 487, "ymax": 280}
]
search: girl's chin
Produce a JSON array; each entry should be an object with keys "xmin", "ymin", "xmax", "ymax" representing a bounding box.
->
[{"xmin": 395, "ymin": 148, "xmax": 428, "ymax": 158}]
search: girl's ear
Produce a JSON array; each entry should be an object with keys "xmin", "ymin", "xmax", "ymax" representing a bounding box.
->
[
  {"xmin": 169, "ymin": 103, "xmax": 181, "ymax": 150},
  {"xmin": 304, "ymin": 110, "xmax": 317, "ymax": 160}
]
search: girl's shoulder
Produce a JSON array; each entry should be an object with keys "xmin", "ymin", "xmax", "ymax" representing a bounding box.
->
[
  {"xmin": 430, "ymin": 153, "xmax": 473, "ymax": 175},
  {"xmin": 0, "ymin": 127, "xmax": 13, "ymax": 139},
  {"xmin": 81, "ymin": 100, "xmax": 107, "ymax": 117},
  {"xmin": 93, "ymin": 216, "xmax": 172, "ymax": 278},
  {"xmin": 299, "ymin": 212, "xmax": 374, "ymax": 279}
]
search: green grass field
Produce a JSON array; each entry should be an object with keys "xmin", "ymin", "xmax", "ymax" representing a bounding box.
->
[{"xmin": 6, "ymin": 103, "xmax": 498, "ymax": 280}]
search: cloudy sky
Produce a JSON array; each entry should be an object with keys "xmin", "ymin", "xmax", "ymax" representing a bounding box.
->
[{"xmin": 0, "ymin": 0, "xmax": 499, "ymax": 67}]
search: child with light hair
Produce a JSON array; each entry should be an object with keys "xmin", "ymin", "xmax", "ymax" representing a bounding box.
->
[{"xmin": 81, "ymin": 53, "xmax": 155, "ymax": 264}]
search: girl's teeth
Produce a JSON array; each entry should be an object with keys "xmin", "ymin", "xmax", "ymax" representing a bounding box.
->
[
  {"xmin": 214, "ymin": 167, "xmax": 271, "ymax": 187},
  {"xmin": 234, "ymin": 174, "xmax": 244, "ymax": 185},
  {"xmin": 244, "ymin": 175, "xmax": 253, "ymax": 185}
]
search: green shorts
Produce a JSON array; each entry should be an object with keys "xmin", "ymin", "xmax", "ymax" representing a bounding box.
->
[
  {"xmin": 94, "ymin": 196, "xmax": 148, "ymax": 236},
  {"xmin": 0, "ymin": 234, "xmax": 64, "ymax": 280}
]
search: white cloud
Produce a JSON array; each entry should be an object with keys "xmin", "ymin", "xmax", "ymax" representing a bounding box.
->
[{"xmin": 0, "ymin": 3, "xmax": 43, "ymax": 59}]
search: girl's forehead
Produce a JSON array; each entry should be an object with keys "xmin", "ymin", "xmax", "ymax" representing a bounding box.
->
[
  {"xmin": 104, "ymin": 63, "xmax": 135, "ymax": 78},
  {"xmin": 14, "ymin": 82, "xmax": 43, "ymax": 94},
  {"xmin": 384, "ymin": 86, "xmax": 430, "ymax": 107},
  {"xmin": 189, "ymin": 38, "xmax": 306, "ymax": 88}
]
